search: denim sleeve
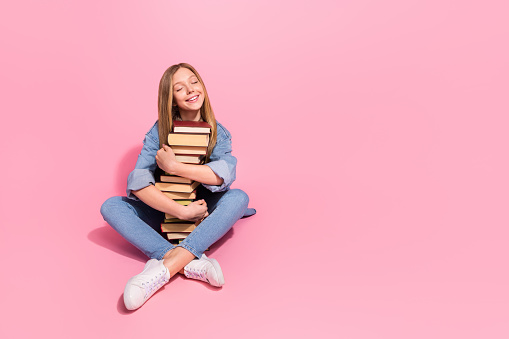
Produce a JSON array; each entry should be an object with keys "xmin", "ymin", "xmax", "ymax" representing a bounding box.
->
[
  {"xmin": 126, "ymin": 121, "xmax": 160, "ymax": 200},
  {"xmin": 202, "ymin": 122, "xmax": 237, "ymax": 192}
]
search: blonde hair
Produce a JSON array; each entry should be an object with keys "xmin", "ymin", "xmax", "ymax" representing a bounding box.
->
[{"xmin": 157, "ymin": 63, "xmax": 217, "ymax": 161}]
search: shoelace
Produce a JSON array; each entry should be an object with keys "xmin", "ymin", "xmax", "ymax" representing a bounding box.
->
[
  {"xmin": 141, "ymin": 269, "xmax": 169, "ymax": 299},
  {"xmin": 185, "ymin": 267, "xmax": 208, "ymax": 282}
]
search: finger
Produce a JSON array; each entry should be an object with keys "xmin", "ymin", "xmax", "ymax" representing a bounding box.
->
[
  {"xmin": 163, "ymin": 144, "xmax": 170, "ymax": 151},
  {"xmin": 204, "ymin": 211, "xmax": 209, "ymax": 218}
]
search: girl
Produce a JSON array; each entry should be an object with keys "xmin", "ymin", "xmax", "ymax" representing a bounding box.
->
[{"xmin": 100, "ymin": 63, "xmax": 255, "ymax": 310}]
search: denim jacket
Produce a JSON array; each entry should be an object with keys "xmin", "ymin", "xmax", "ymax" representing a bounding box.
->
[{"xmin": 126, "ymin": 120, "xmax": 237, "ymax": 200}]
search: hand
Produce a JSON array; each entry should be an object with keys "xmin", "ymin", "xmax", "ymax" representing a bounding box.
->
[
  {"xmin": 179, "ymin": 199, "xmax": 209, "ymax": 222},
  {"xmin": 156, "ymin": 144, "xmax": 178, "ymax": 174}
]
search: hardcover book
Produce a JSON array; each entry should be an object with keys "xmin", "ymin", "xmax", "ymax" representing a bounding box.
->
[
  {"xmin": 161, "ymin": 190, "xmax": 196, "ymax": 200},
  {"xmin": 166, "ymin": 232, "xmax": 190, "ymax": 240},
  {"xmin": 173, "ymin": 121, "xmax": 211, "ymax": 134},
  {"xmin": 161, "ymin": 223, "xmax": 197, "ymax": 233},
  {"xmin": 170, "ymin": 145, "xmax": 208, "ymax": 155},
  {"xmin": 155, "ymin": 181, "xmax": 200, "ymax": 193},
  {"xmin": 175, "ymin": 154, "xmax": 205, "ymax": 164},
  {"xmin": 160, "ymin": 174, "xmax": 194, "ymax": 184},
  {"xmin": 168, "ymin": 133, "xmax": 209, "ymax": 147}
]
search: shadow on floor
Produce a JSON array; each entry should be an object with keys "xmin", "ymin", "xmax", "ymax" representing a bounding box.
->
[
  {"xmin": 88, "ymin": 224, "xmax": 235, "ymax": 262},
  {"xmin": 88, "ymin": 226, "xmax": 147, "ymax": 262}
]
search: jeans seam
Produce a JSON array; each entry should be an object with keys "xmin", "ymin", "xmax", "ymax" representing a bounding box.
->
[
  {"xmin": 156, "ymin": 244, "xmax": 176, "ymax": 260},
  {"xmin": 178, "ymin": 243, "xmax": 200, "ymax": 258}
]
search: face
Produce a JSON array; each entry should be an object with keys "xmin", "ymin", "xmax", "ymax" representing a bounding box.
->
[{"xmin": 172, "ymin": 67, "xmax": 205, "ymax": 114}]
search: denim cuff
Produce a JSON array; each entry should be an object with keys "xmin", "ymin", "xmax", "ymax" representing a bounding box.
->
[
  {"xmin": 178, "ymin": 242, "xmax": 201, "ymax": 259},
  {"xmin": 155, "ymin": 244, "xmax": 176, "ymax": 260},
  {"xmin": 202, "ymin": 160, "xmax": 231, "ymax": 192},
  {"xmin": 126, "ymin": 168, "xmax": 155, "ymax": 200}
]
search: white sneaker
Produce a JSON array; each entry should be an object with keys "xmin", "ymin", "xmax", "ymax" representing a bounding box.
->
[
  {"xmin": 124, "ymin": 259, "xmax": 171, "ymax": 310},
  {"xmin": 183, "ymin": 254, "xmax": 225, "ymax": 287}
]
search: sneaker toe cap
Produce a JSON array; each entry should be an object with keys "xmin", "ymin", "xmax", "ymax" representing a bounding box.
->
[
  {"xmin": 124, "ymin": 281, "xmax": 145, "ymax": 310},
  {"xmin": 207, "ymin": 259, "xmax": 225, "ymax": 287}
]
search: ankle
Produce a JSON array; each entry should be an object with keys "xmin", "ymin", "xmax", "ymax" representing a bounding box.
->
[
  {"xmin": 162, "ymin": 248, "xmax": 174, "ymax": 260},
  {"xmin": 161, "ymin": 247, "xmax": 195, "ymax": 276}
]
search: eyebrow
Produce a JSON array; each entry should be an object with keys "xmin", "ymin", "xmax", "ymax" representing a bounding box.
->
[{"xmin": 173, "ymin": 75, "xmax": 198, "ymax": 86}]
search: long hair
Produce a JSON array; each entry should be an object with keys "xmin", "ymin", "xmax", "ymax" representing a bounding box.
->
[{"xmin": 157, "ymin": 63, "xmax": 217, "ymax": 161}]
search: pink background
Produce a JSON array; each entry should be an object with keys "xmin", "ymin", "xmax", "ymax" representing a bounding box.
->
[{"xmin": 1, "ymin": 0, "xmax": 508, "ymax": 338}]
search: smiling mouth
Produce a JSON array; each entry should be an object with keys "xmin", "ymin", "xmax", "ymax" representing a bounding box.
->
[{"xmin": 186, "ymin": 95, "xmax": 199, "ymax": 102}]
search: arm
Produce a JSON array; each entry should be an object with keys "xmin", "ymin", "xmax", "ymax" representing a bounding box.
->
[
  {"xmin": 156, "ymin": 122, "xmax": 236, "ymax": 192},
  {"xmin": 156, "ymin": 145, "xmax": 224, "ymax": 186},
  {"xmin": 202, "ymin": 122, "xmax": 237, "ymax": 192},
  {"xmin": 133, "ymin": 185, "xmax": 207, "ymax": 222},
  {"xmin": 126, "ymin": 121, "xmax": 207, "ymax": 221}
]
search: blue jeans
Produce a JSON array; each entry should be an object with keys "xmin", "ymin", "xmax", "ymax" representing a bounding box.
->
[{"xmin": 100, "ymin": 187, "xmax": 249, "ymax": 260}]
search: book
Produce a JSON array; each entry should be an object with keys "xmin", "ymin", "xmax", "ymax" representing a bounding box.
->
[
  {"xmin": 175, "ymin": 154, "xmax": 204, "ymax": 164},
  {"xmin": 172, "ymin": 199, "xmax": 194, "ymax": 206},
  {"xmin": 156, "ymin": 121, "xmax": 212, "ymax": 249},
  {"xmin": 160, "ymin": 174, "xmax": 194, "ymax": 184},
  {"xmin": 168, "ymin": 133, "xmax": 209, "ymax": 147},
  {"xmin": 173, "ymin": 121, "xmax": 211, "ymax": 134},
  {"xmin": 155, "ymin": 181, "xmax": 200, "ymax": 193},
  {"xmin": 175, "ymin": 199, "xmax": 194, "ymax": 205},
  {"xmin": 160, "ymin": 191, "xmax": 197, "ymax": 200},
  {"xmin": 166, "ymin": 232, "xmax": 190, "ymax": 240},
  {"xmin": 161, "ymin": 223, "xmax": 197, "ymax": 233},
  {"xmin": 165, "ymin": 213, "xmax": 177, "ymax": 219},
  {"xmin": 170, "ymin": 145, "xmax": 208, "ymax": 155},
  {"xmin": 168, "ymin": 239, "xmax": 183, "ymax": 246},
  {"xmin": 163, "ymin": 218, "xmax": 188, "ymax": 223}
]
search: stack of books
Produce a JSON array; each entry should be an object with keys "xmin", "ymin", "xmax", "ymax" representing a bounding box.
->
[{"xmin": 155, "ymin": 120, "xmax": 211, "ymax": 246}]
